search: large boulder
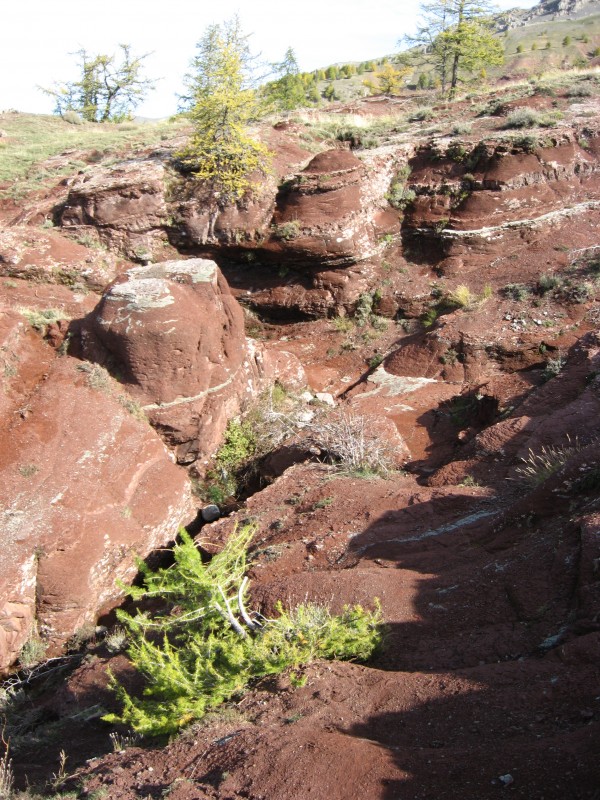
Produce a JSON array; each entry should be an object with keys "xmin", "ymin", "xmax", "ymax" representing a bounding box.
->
[
  {"xmin": 0, "ymin": 355, "xmax": 194, "ymax": 670},
  {"xmin": 83, "ymin": 258, "xmax": 306, "ymax": 467}
]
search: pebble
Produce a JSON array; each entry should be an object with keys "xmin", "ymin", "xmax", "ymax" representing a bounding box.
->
[
  {"xmin": 201, "ymin": 504, "xmax": 221, "ymax": 523},
  {"xmin": 315, "ymin": 392, "xmax": 335, "ymax": 407},
  {"xmin": 498, "ymin": 774, "xmax": 514, "ymax": 786}
]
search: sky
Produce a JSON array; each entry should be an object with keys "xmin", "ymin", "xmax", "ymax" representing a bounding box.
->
[{"xmin": 3, "ymin": 0, "xmax": 538, "ymax": 118}]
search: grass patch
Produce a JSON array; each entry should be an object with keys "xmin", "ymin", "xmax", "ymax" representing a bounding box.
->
[
  {"xmin": 0, "ymin": 112, "xmax": 189, "ymax": 198},
  {"xmin": 514, "ymin": 437, "xmax": 584, "ymax": 487},
  {"xmin": 19, "ymin": 308, "xmax": 68, "ymax": 335},
  {"xmin": 503, "ymin": 108, "xmax": 563, "ymax": 129}
]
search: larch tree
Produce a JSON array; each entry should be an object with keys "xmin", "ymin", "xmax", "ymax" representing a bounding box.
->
[
  {"xmin": 405, "ymin": 0, "xmax": 503, "ymax": 97},
  {"xmin": 262, "ymin": 47, "xmax": 308, "ymax": 110},
  {"xmin": 363, "ymin": 61, "xmax": 411, "ymax": 95},
  {"xmin": 41, "ymin": 45, "xmax": 153, "ymax": 122},
  {"xmin": 177, "ymin": 17, "xmax": 270, "ymax": 214}
]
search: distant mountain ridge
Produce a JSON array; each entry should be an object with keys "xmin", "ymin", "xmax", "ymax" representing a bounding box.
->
[
  {"xmin": 524, "ymin": 0, "xmax": 600, "ymax": 20},
  {"xmin": 495, "ymin": 0, "xmax": 600, "ymax": 33}
]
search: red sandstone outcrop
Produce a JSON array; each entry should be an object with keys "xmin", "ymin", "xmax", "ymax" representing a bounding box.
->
[
  {"xmin": 403, "ymin": 120, "xmax": 600, "ymax": 277},
  {"xmin": 0, "ymin": 350, "xmax": 193, "ymax": 670},
  {"xmin": 82, "ymin": 258, "xmax": 306, "ymax": 467},
  {"xmin": 57, "ymin": 141, "xmax": 407, "ymax": 317},
  {"xmin": 267, "ymin": 148, "xmax": 400, "ymax": 266},
  {"xmin": 59, "ymin": 158, "xmax": 177, "ymax": 264},
  {"xmin": 0, "ymin": 225, "xmax": 124, "ymax": 292}
]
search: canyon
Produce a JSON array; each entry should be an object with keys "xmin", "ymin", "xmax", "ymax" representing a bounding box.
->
[{"xmin": 0, "ymin": 64, "xmax": 599, "ymax": 799}]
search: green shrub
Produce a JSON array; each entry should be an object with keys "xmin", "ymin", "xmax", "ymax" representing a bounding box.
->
[
  {"xmin": 273, "ymin": 220, "xmax": 301, "ymax": 241},
  {"xmin": 542, "ymin": 355, "xmax": 565, "ymax": 381},
  {"xmin": 19, "ymin": 307, "xmax": 67, "ymax": 335},
  {"xmin": 451, "ymin": 122, "xmax": 472, "ymax": 136},
  {"xmin": 537, "ymin": 272, "xmax": 561, "ymax": 294},
  {"xmin": 567, "ymin": 84, "xmax": 593, "ymax": 98},
  {"xmin": 503, "ymin": 108, "xmax": 542, "ymax": 129},
  {"xmin": 106, "ymin": 525, "xmax": 383, "ymax": 735},
  {"xmin": 409, "ymin": 106, "xmax": 433, "ymax": 122},
  {"xmin": 421, "ymin": 306, "xmax": 439, "ymax": 329},
  {"xmin": 386, "ymin": 179, "xmax": 416, "ymax": 210},
  {"xmin": 201, "ymin": 418, "xmax": 257, "ymax": 501},
  {"xmin": 512, "ymin": 134, "xmax": 538, "ymax": 153},
  {"xmin": 503, "ymin": 283, "xmax": 530, "ymax": 301},
  {"xmin": 446, "ymin": 142, "xmax": 468, "ymax": 162}
]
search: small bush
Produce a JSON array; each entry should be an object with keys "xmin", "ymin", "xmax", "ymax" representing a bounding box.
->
[
  {"xmin": 512, "ymin": 134, "xmax": 538, "ymax": 153},
  {"xmin": 106, "ymin": 526, "xmax": 383, "ymax": 735},
  {"xmin": 451, "ymin": 122, "xmax": 472, "ymax": 136},
  {"xmin": 332, "ymin": 315, "xmax": 353, "ymax": 333},
  {"xmin": 19, "ymin": 307, "xmax": 67, "ymax": 335},
  {"xmin": 273, "ymin": 220, "xmax": 301, "ymax": 241},
  {"xmin": 110, "ymin": 731, "xmax": 141, "ymax": 752},
  {"xmin": 386, "ymin": 180, "xmax": 416, "ymax": 210},
  {"xmin": 503, "ymin": 283, "xmax": 530, "ymax": 301},
  {"xmin": 200, "ymin": 386, "xmax": 312, "ymax": 503},
  {"xmin": 306, "ymin": 408, "xmax": 397, "ymax": 476},
  {"xmin": 446, "ymin": 142, "xmax": 468, "ymax": 162},
  {"xmin": 62, "ymin": 110, "xmax": 84, "ymax": 125},
  {"xmin": 105, "ymin": 626, "xmax": 128, "ymax": 654},
  {"xmin": 421, "ymin": 306, "xmax": 439, "ymax": 329},
  {"xmin": 355, "ymin": 292, "xmax": 374, "ymax": 326},
  {"xmin": 409, "ymin": 106, "xmax": 433, "ymax": 122},
  {"xmin": 537, "ymin": 272, "xmax": 561, "ymax": 294},
  {"xmin": 503, "ymin": 108, "xmax": 542, "ymax": 129},
  {"xmin": 433, "ymin": 217, "xmax": 450, "ymax": 234},
  {"xmin": 542, "ymin": 355, "xmax": 565, "ymax": 381},
  {"xmin": 202, "ymin": 418, "xmax": 257, "ymax": 501},
  {"xmin": 447, "ymin": 284, "xmax": 476, "ymax": 309},
  {"xmin": 368, "ymin": 353, "xmax": 384, "ymax": 369},
  {"xmin": 19, "ymin": 636, "xmax": 47, "ymax": 668},
  {"xmin": 514, "ymin": 437, "xmax": 583, "ymax": 486},
  {"xmin": 567, "ymin": 84, "xmax": 593, "ymax": 98},
  {"xmin": 76, "ymin": 362, "xmax": 111, "ymax": 392},
  {"xmin": 18, "ymin": 464, "xmax": 39, "ymax": 478}
]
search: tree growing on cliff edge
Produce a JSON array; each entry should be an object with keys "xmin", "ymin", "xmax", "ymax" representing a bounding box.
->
[
  {"xmin": 405, "ymin": 0, "xmax": 503, "ymax": 97},
  {"xmin": 177, "ymin": 17, "xmax": 270, "ymax": 210},
  {"xmin": 40, "ymin": 45, "xmax": 153, "ymax": 122}
]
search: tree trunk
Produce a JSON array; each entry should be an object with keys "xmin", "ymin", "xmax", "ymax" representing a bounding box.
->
[{"xmin": 449, "ymin": 0, "xmax": 465, "ymax": 98}]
